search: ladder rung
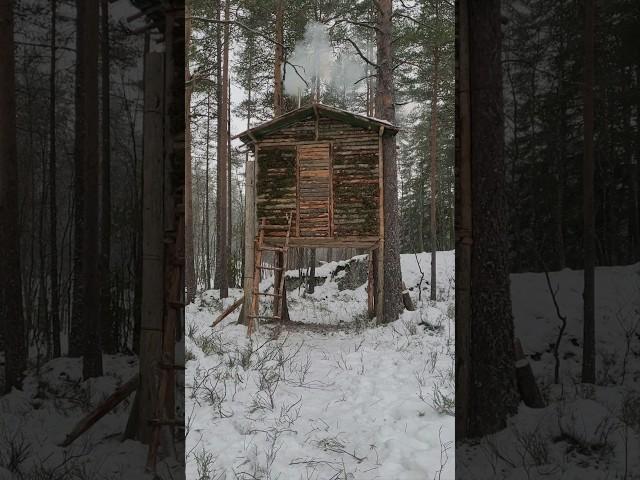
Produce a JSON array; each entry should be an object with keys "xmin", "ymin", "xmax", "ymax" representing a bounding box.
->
[
  {"xmin": 260, "ymin": 246, "xmax": 285, "ymax": 252},
  {"xmin": 248, "ymin": 315, "xmax": 281, "ymax": 320},
  {"xmin": 254, "ymin": 291, "xmax": 281, "ymax": 297},
  {"xmin": 257, "ymin": 265, "xmax": 282, "ymax": 271},
  {"xmin": 259, "ymin": 224, "xmax": 290, "ymax": 230}
]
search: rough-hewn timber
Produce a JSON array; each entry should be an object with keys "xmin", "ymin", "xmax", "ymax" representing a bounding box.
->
[{"xmin": 251, "ymin": 112, "xmax": 382, "ymax": 240}]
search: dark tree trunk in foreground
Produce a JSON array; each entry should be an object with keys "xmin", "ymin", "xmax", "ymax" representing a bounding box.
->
[
  {"xmin": 455, "ymin": 0, "xmax": 472, "ymax": 438},
  {"xmin": 69, "ymin": 0, "xmax": 86, "ymax": 357},
  {"xmin": 0, "ymin": 0, "xmax": 27, "ymax": 393},
  {"xmin": 100, "ymin": 0, "xmax": 115, "ymax": 353},
  {"xmin": 581, "ymin": 0, "xmax": 596, "ymax": 384},
  {"xmin": 49, "ymin": 0, "xmax": 61, "ymax": 358},
  {"xmin": 464, "ymin": 0, "xmax": 519, "ymax": 438},
  {"xmin": 80, "ymin": 0, "xmax": 103, "ymax": 379},
  {"xmin": 375, "ymin": 0, "xmax": 403, "ymax": 323}
]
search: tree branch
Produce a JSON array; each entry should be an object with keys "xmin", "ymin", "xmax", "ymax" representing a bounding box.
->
[
  {"xmin": 345, "ymin": 38, "xmax": 378, "ymax": 68},
  {"xmin": 188, "ymin": 16, "xmax": 288, "ymax": 50}
]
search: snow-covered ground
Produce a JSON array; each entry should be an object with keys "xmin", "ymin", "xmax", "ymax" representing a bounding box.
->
[
  {"xmin": 0, "ymin": 354, "xmax": 182, "ymax": 479},
  {"xmin": 186, "ymin": 251, "xmax": 455, "ymax": 480},
  {"xmin": 458, "ymin": 263, "xmax": 640, "ymax": 479}
]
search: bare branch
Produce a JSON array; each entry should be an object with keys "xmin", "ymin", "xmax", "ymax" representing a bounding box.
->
[
  {"xmin": 345, "ymin": 38, "xmax": 378, "ymax": 68},
  {"xmin": 188, "ymin": 16, "xmax": 288, "ymax": 50}
]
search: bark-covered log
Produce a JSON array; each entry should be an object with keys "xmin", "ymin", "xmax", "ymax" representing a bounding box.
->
[
  {"xmin": 514, "ymin": 338, "xmax": 545, "ymax": 408},
  {"xmin": 401, "ymin": 282, "xmax": 415, "ymax": 311},
  {"xmin": 60, "ymin": 375, "xmax": 139, "ymax": 447}
]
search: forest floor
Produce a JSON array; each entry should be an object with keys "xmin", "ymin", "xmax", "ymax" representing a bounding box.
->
[
  {"xmin": 0, "ymin": 353, "xmax": 183, "ymax": 479},
  {"xmin": 458, "ymin": 262, "xmax": 640, "ymax": 479},
  {"xmin": 185, "ymin": 251, "xmax": 456, "ymax": 480}
]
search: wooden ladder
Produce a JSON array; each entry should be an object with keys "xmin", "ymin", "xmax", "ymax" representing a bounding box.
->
[{"xmin": 247, "ymin": 213, "xmax": 292, "ymax": 336}]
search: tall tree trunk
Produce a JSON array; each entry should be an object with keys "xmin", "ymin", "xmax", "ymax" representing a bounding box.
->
[
  {"xmin": 214, "ymin": 0, "xmax": 230, "ymax": 298},
  {"xmin": 581, "ymin": 0, "xmax": 596, "ymax": 384},
  {"xmin": 455, "ymin": 0, "xmax": 472, "ymax": 438},
  {"xmin": 205, "ymin": 90, "xmax": 211, "ymax": 290},
  {"xmin": 429, "ymin": 42, "xmax": 440, "ymax": 302},
  {"xmin": 214, "ymin": 1, "xmax": 222, "ymax": 290},
  {"xmin": 466, "ymin": 0, "xmax": 519, "ymax": 437},
  {"xmin": 228, "ymin": 61, "xmax": 232, "ymax": 286},
  {"xmin": 274, "ymin": 0, "xmax": 284, "ymax": 116},
  {"xmin": 81, "ymin": 0, "xmax": 103, "ymax": 379},
  {"xmin": 0, "ymin": 0, "xmax": 27, "ymax": 392},
  {"xmin": 185, "ymin": 2, "xmax": 197, "ymax": 303},
  {"xmin": 69, "ymin": 0, "xmax": 86, "ymax": 358},
  {"xmin": 100, "ymin": 0, "xmax": 114, "ymax": 353},
  {"xmin": 375, "ymin": 0, "xmax": 403, "ymax": 323},
  {"xmin": 49, "ymin": 0, "xmax": 61, "ymax": 358}
]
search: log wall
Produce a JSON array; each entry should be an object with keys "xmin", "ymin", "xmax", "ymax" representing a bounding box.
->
[{"xmin": 255, "ymin": 115, "xmax": 380, "ymax": 239}]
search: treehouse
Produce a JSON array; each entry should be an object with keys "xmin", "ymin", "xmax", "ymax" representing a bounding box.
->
[{"xmin": 235, "ymin": 103, "xmax": 399, "ymax": 329}]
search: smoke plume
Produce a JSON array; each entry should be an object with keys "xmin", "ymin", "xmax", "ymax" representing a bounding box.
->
[{"xmin": 283, "ymin": 22, "xmax": 365, "ymax": 99}]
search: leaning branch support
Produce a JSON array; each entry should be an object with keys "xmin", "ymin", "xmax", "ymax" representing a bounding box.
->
[
  {"xmin": 211, "ymin": 296, "xmax": 244, "ymax": 328},
  {"xmin": 58, "ymin": 375, "xmax": 139, "ymax": 447}
]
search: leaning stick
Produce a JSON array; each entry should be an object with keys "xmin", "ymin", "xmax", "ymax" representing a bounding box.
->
[
  {"xmin": 211, "ymin": 296, "xmax": 244, "ymax": 328},
  {"xmin": 59, "ymin": 374, "xmax": 139, "ymax": 447}
]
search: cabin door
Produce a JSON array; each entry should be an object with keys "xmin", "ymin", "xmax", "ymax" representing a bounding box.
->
[{"xmin": 296, "ymin": 143, "xmax": 332, "ymax": 237}]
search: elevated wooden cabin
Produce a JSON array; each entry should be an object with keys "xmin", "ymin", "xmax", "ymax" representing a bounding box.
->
[
  {"xmin": 236, "ymin": 103, "xmax": 399, "ymax": 327},
  {"xmin": 236, "ymin": 103, "xmax": 399, "ymax": 249}
]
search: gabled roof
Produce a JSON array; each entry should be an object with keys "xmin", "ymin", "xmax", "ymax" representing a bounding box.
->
[{"xmin": 234, "ymin": 103, "xmax": 400, "ymax": 144}]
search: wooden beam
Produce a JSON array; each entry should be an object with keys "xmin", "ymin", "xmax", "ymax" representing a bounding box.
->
[
  {"xmin": 367, "ymin": 253, "xmax": 375, "ymax": 317},
  {"xmin": 136, "ymin": 51, "xmax": 164, "ymax": 444},
  {"xmin": 241, "ymin": 160, "xmax": 256, "ymax": 325},
  {"xmin": 264, "ymin": 236, "xmax": 380, "ymax": 248}
]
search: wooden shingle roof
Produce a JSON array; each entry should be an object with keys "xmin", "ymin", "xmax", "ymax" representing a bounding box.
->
[{"xmin": 234, "ymin": 103, "xmax": 399, "ymax": 144}]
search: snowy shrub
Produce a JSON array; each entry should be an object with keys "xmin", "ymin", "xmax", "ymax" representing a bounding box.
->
[
  {"xmin": 185, "ymin": 349, "xmax": 196, "ymax": 362},
  {"xmin": 194, "ymin": 448, "xmax": 217, "ymax": 480},
  {"xmin": 621, "ymin": 391, "xmax": 640, "ymax": 430},
  {"xmin": 431, "ymin": 383, "xmax": 455, "ymax": 417},
  {"xmin": 514, "ymin": 427, "xmax": 550, "ymax": 466},
  {"xmin": 187, "ymin": 321, "xmax": 199, "ymax": 340},
  {"xmin": 0, "ymin": 430, "xmax": 30, "ymax": 474},
  {"xmin": 446, "ymin": 302, "xmax": 455, "ymax": 320},
  {"xmin": 195, "ymin": 332, "xmax": 225, "ymax": 357}
]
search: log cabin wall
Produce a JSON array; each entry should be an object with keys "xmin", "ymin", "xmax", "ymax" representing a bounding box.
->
[{"xmin": 254, "ymin": 115, "xmax": 381, "ymax": 240}]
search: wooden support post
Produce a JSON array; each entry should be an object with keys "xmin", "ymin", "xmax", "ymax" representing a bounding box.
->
[
  {"xmin": 240, "ymin": 160, "xmax": 255, "ymax": 325},
  {"xmin": 367, "ymin": 252, "xmax": 375, "ymax": 318},
  {"xmin": 129, "ymin": 51, "xmax": 164, "ymax": 444},
  {"xmin": 375, "ymin": 243, "xmax": 384, "ymax": 325}
]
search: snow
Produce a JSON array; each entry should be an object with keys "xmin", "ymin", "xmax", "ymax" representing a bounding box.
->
[
  {"xmin": 458, "ymin": 262, "xmax": 640, "ymax": 479},
  {"xmin": 186, "ymin": 251, "xmax": 455, "ymax": 479},
  {"xmin": 0, "ymin": 355, "xmax": 181, "ymax": 479}
]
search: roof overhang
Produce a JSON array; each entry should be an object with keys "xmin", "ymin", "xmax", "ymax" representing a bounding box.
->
[{"xmin": 234, "ymin": 103, "xmax": 400, "ymax": 145}]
